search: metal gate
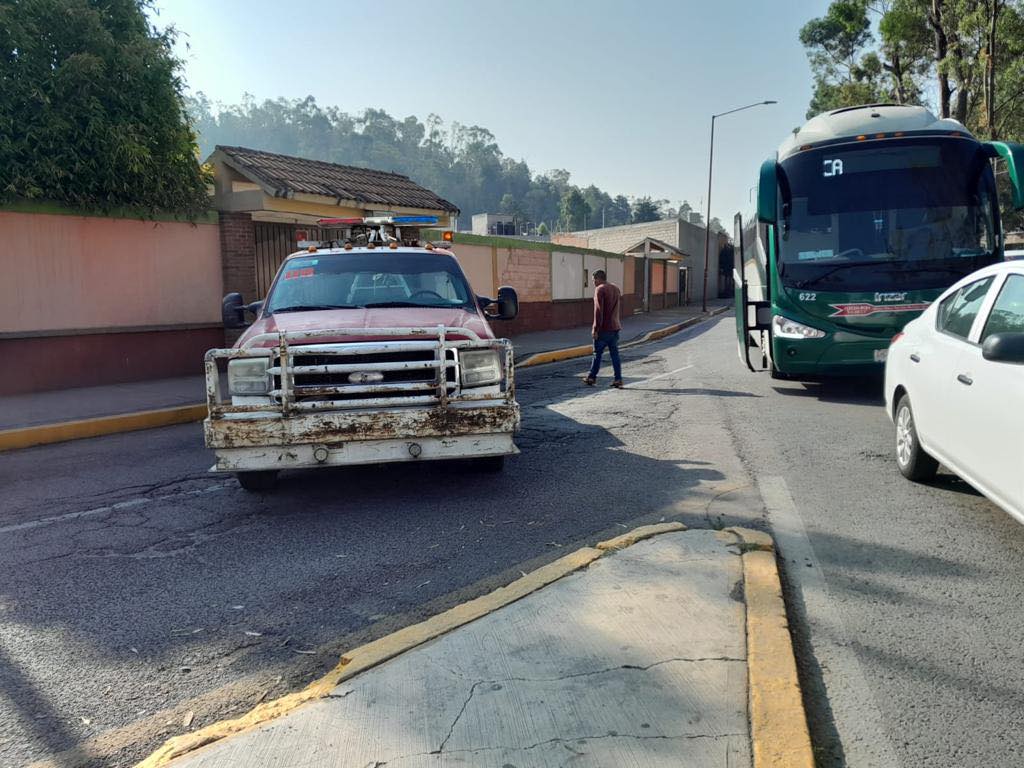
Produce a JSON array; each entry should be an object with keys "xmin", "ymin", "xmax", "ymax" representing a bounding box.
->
[{"xmin": 253, "ymin": 223, "xmax": 348, "ymax": 297}]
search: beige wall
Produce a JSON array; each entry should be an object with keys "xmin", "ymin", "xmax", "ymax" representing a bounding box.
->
[
  {"xmin": 0, "ymin": 211, "xmax": 222, "ymax": 334},
  {"xmin": 450, "ymin": 243, "xmax": 495, "ymax": 297}
]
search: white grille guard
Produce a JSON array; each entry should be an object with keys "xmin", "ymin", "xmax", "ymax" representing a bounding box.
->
[{"xmin": 204, "ymin": 326, "xmax": 515, "ymax": 418}]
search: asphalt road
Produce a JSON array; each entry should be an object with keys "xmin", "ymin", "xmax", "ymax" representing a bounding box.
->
[{"xmin": 2, "ymin": 315, "xmax": 1022, "ymax": 767}]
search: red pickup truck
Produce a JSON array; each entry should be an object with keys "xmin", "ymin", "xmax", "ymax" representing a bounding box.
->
[{"xmin": 204, "ymin": 227, "xmax": 520, "ymax": 491}]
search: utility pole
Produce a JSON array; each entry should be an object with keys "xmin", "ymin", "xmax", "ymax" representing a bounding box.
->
[{"xmin": 701, "ymin": 100, "xmax": 777, "ymax": 312}]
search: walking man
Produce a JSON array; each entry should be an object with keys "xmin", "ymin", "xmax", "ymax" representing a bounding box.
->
[{"xmin": 585, "ymin": 269, "xmax": 623, "ymax": 388}]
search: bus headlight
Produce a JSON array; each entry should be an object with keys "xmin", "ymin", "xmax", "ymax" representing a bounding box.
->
[
  {"xmin": 460, "ymin": 350, "xmax": 501, "ymax": 387},
  {"xmin": 228, "ymin": 358, "xmax": 271, "ymax": 394},
  {"xmin": 773, "ymin": 315, "xmax": 826, "ymax": 340}
]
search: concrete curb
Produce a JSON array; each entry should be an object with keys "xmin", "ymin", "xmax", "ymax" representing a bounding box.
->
[
  {"xmin": 722, "ymin": 526, "xmax": 815, "ymax": 768},
  {"xmin": 5, "ymin": 306, "xmax": 732, "ymax": 452},
  {"xmin": 135, "ymin": 520, "xmax": 816, "ymax": 768},
  {"xmin": 0, "ymin": 404, "xmax": 207, "ymax": 453},
  {"xmin": 135, "ymin": 525, "xmax": 694, "ymax": 768},
  {"xmin": 517, "ymin": 304, "xmax": 731, "ymax": 368}
]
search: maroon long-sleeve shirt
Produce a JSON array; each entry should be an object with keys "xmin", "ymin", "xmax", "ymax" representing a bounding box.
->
[{"xmin": 593, "ymin": 282, "xmax": 622, "ymax": 334}]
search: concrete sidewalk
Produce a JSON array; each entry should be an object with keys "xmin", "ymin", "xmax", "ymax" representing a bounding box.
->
[
  {"xmin": 140, "ymin": 526, "xmax": 812, "ymax": 768},
  {"xmin": 0, "ymin": 302, "xmax": 730, "ymax": 442}
]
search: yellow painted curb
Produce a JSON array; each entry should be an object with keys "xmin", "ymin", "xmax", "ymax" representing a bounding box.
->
[
  {"xmin": 596, "ymin": 521, "xmax": 686, "ymax": 551},
  {"xmin": 515, "ymin": 306, "xmax": 730, "ymax": 370},
  {"xmin": 517, "ymin": 344, "xmax": 593, "ymax": 368},
  {"xmin": 137, "ymin": 545, "xmax": 604, "ymax": 768},
  {"xmin": 729, "ymin": 529, "xmax": 815, "ymax": 768},
  {"xmin": 0, "ymin": 405, "xmax": 207, "ymax": 452}
]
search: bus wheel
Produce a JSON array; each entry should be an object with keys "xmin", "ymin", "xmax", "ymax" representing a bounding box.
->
[
  {"xmin": 236, "ymin": 470, "xmax": 279, "ymax": 492},
  {"xmin": 894, "ymin": 395, "xmax": 938, "ymax": 482}
]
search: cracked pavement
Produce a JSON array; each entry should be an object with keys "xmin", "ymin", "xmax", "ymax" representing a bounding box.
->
[
  {"xmin": 172, "ymin": 530, "xmax": 751, "ymax": 768},
  {"xmin": 0, "ymin": 319, "xmax": 762, "ymax": 768},
  {"xmin": 8, "ymin": 314, "xmax": 1019, "ymax": 767}
]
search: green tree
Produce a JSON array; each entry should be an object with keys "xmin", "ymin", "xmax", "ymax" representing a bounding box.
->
[
  {"xmin": 0, "ymin": 0, "xmax": 210, "ymax": 214},
  {"xmin": 537, "ymin": 222, "xmax": 550, "ymax": 236},
  {"xmin": 632, "ymin": 197, "xmax": 662, "ymax": 223},
  {"xmin": 560, "ymin": 188, "xmax": 591, "ymax": 231},
  {"xmin": 800, "ymin": 0, "xmax": 890, "ymax": 116}
]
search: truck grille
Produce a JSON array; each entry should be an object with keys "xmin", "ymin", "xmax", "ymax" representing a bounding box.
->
[{"xmin": 276, "ymin": 347, "xmax": 457, "ymax": 405}]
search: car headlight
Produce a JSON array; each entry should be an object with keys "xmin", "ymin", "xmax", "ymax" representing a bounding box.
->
[
  {"xmin": 460, "ymin": 349, "xmax": 501, "ymax": 387},
  {"xmin": 228, "ymin": 357, "xmax": 271, "ymax": 394},
  {"xmin": 773, "ymin": 314, "xmax": 826, "ymax": 340}
]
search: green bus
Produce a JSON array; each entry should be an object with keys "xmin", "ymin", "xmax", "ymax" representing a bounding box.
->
[{"xmin": 735, "ymin": 104, "xmax": 1024, "ymax": 378}]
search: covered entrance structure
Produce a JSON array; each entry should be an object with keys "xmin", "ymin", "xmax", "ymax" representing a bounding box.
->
[
  {"xmin": 208, "ymin": 146, "xmax": 460, "ymax": 298},
  {"xmin": 623, "ymin": 238, "xmax": 690, "ymax": 312}
]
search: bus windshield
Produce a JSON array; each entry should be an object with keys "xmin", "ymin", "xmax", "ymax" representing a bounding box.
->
[{"xmin": 777, "ymin": 138, "xmax": 997, "ymax": 292}]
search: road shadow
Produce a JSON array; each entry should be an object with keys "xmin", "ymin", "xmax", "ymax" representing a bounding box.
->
[
  {"xmin": 771, "ymin": 375, "xmax": 885, "ymax": 406},
  {"xmin": 0, "ymin": 371, "xmax": 728, "ymax": 766}
]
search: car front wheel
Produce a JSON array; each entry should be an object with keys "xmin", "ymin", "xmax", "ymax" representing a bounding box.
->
[{"xmin": 894, "ymin": 394, "xmax": 938, "ymax": 482}]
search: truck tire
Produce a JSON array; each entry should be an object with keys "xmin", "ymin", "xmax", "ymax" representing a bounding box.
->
[
  {"xmin": 894, "ymin": 394, "xmax": 938, "ymax": 482},
  {"xmin": 236, "ymin": 470, "xmax": 279, "ymax": 491},
  {"xmin": 469, "ymin": 455, "xmax": 505, "ymax": 473}
]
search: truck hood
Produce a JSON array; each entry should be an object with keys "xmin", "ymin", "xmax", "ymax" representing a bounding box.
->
[{"xmin": 237, "ymin": 307, "xmax": 494, "ymax": 348}]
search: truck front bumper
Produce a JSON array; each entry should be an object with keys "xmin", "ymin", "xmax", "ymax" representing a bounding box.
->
[{"xmin": 205, "ymin": 401, "xmax": 520, "ymax": 472}]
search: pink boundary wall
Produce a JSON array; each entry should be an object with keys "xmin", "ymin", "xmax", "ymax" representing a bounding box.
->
[{"xmin": 0, "ymin": 210, "xmax": 222, "ymax": 395}]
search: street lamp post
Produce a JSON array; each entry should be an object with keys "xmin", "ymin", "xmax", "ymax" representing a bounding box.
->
[{"xmin": 701, "ymin": 100, "xmax": 777, "ymax": 312}]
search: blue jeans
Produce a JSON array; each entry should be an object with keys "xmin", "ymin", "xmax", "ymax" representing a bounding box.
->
[{"xmin": 589, "ymin": 330, "xmax": 622, "ymax": 381}]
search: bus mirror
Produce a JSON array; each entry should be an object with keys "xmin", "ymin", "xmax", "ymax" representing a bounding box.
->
[
  {"xmin": 984, "ymin": 141, "xmax": 1024, "ymax": 210},
  {"xmin": 757, "ymin": 159, "xmax": 778, "ymax": 223}
]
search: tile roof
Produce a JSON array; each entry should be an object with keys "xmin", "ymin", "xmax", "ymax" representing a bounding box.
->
[{"xmin": 215, "ymin": 146, "xmax": 459, "ymax": 213}]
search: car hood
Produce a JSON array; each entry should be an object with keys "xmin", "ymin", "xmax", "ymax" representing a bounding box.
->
[{"xmin": 237, "ymin": 307, "xmax": 494, "ymax": 348}]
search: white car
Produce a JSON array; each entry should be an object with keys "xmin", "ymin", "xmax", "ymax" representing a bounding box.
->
[{"xmin": 885, "ymin": 260, "xmax": 1024, "ymax": 523}]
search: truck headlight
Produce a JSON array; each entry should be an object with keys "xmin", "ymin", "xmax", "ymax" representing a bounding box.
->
[
  {"xmin": 228, "ymin": 358, "xmax": 271, "ymax": 394},
  {"xmin": 460, "ymin": 349, "xmax": 501, "ymax": 387},
  {"xmin": 773, "ymin": 315, "xmax": 826, "ymax": 340}
]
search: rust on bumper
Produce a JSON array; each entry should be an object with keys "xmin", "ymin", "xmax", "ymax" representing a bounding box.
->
[{"xmin": 204, "ymin": 403, "xmax": 520, "ymax": 450}]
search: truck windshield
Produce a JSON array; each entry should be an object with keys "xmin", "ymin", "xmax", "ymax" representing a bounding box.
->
[
  {"xmin": 777, "ymin": 137, "xmax": 998, "ymax": 292},
  {"xmin": 265, "ymin": 252, "xmax": 476, "ymax": 314}
]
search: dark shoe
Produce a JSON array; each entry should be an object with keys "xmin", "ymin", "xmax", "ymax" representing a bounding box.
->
[
  {"xmin": 610, "ymin": 380, "xmax": 624, "ymax": 389},
  {"xmin": 584, "ymin": 377, "xmax": 596, "ymax": 386}
]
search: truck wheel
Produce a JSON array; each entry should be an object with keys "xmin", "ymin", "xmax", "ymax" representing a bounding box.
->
[
  {"xmin": 470, "ymin": 455, "xmax": 505, "ymax": 473},
  {"xmin": 236, "ymin": 470, "xmax": 279, "ymax": 491},
  {"xmin": 894, "ymin": 394, "xmax": 938, "ymax": 482}
]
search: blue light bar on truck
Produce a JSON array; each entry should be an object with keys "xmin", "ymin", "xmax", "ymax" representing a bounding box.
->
[{"xmin": 319, "ymin": 215, "xmax": 440, "ymax": 227}]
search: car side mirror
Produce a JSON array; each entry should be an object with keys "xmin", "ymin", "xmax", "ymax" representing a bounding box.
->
[
  {"xmin": 222, "ymin": 292, "xmax": 254, "ymax": 329},
  {"xmin": 982, "ymin": 332, "xmax": 1024, "ymax": 364}
]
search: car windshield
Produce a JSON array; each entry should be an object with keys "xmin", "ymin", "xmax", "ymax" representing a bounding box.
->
[
  {"xmin": 265, "ymin": 252, "xmax": 476, "ymax": 314},
  {"xmin": 777, "ymin": 138, "xmax": 998, "ymax": 292}
]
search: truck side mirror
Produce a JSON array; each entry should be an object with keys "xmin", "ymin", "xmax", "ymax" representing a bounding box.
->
[
  {"xmin": 495, "ymin": 286, "xmax": 519, "ymax": 320},
  {"xmin": 222, "ymin": 292, "xmax": 249, "ymax": 329},
  {"xmin": 984, "ymin": 141, "xmax": 1024, "ymax": 210},
  {"xmin": 479, "ymin": 287, "xmax": 519, "ymax": 321},
  {"xmin": 757, "ymin": 158, "xmax": 778, "ymax": 224}
]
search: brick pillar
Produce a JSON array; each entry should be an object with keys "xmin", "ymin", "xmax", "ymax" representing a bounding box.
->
[
  {"xmin": 218, "ymin": 211, "xmax": 256, "ymax": 346},
  {"xmin": 219, "ymin": 211, "xmax": 257, "ymax": 301}
]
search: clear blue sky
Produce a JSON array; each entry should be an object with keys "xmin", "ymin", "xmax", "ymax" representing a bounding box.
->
[{"xmin": 153, "ymin": 0, "xmax": 830, "ymax": 225}]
